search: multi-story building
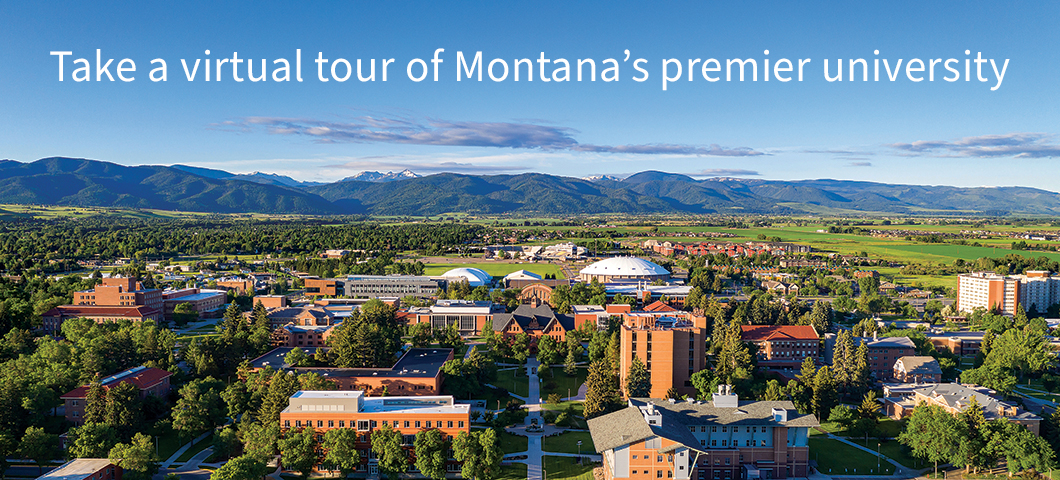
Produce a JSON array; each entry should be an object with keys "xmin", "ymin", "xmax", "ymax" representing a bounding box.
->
[
  {"xmin": 957, "ymin": 271, "xmax": 1060, "ymax": 316},
  {"xmin": 279, "ymin": 390, "xmax": 470, "ymax": 476},
  {"xmin": 856, "ymin": 336, "xmax": 915, "ymax": 381},
  {"xmin": 740, "ymin": 326, "xmax": 819, "ymax": 371},
  {"xmin": 216, "ymin": 278, "xmax": 255, "ymax": 294},
  {"xmin": 492, "ymin": 302, "xmax": 582, "ymax": 342},
  {"xmin": 620, "ymin": 311, "xmax": 708, "ymax": 399},
  {"xmin": 925, "ymin": 331, "xmax": 985, "ymax": 357},
  {"xmin": 39, "ymin": 459, "xmax": 122, "ymax": 480},
  {"xmin": 883, "ymin": 383, "xmax": 1041, "ymax": 434},
  {"xmin": 252, "ymin": 347, "xmax": 453, "ymax": 396},
  {"xmin": 892, "ymin": 356, "xmax": 942, "ymax": 383},
  {"xmin": 303, "ymin": 275, "xmax": 451, "ymax": 300},
  {"xmin": 589, "ymin": 386, "xmax": 818, "ymax": 480},
  {"xmin": 162, "ymin": 288, "xmax": 226, "ymax": 319},
  {"xmin": 405, "ymin": 300, "xmax": 505, "ymax": 336},
  {"xmin": 60, "ymin": 366, "xmax": 173, "ymax": 426},
  {"xmin": 42, "ymin": 277, "xmax": 165, "ymax": 331}
]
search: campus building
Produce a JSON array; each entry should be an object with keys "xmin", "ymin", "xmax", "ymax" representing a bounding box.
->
[
  {"xmin": 589, "ymin": 386, "xmax": 818, "ymax": 480},
  {"xmin": 957, "ymin": 271, "xmax": 1060, "ymax": 316},
  {"xmin": 892, "ymin": 356, "xmax": 942, "ymax": 384},
  {"xmin": 251, "ymin": 347, "xmax": 453, "ymax": 396},
  {"xmin": 42, "ymin": 277, "xmax": 165, "ymax": 331},
  {"xmin": 60, "ymin": 366, "xmax": 173, "ymax": 426},
  {"xmin": 279, "ymin": 390, "xmax": 470, "ymax": 476},
  {"xmin": 492, "ymin": 302, "xmax": 584, "ymax": 342},
  {"xmin": 162, "ymin": 288, "xmax": 226, "ymax": 319},
  {"xmin": 854, "ymin": 336, "xmax": 915, "ymax": 381},
  {"xmin": 619, "ymin": 311, "xmax": 708, "ymax": 399},
  {"xmin": 580, "ymin": 257, "xmax": 671, "ymax": 283},
  {"xmin": 38, "ymin": 459, "xmax": 122, "ymax": 480},
  {"xmin": 925, "ymin": 331, "xmax": 985, "ymax": 357},
  {"xmin": 882, "ymin": 383, "xmax": 1041, "ymax": 434},
  {"xmin": 739, "ymin": 326, "xmax": 819, "ymax": 371},
  {"xmin": 404, "ymin": 300, "xmax": 506, "ymax": 336}
]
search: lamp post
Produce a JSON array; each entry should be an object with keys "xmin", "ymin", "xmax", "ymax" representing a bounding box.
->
[
  {"xmin": 877, "ymin": 443, "xmax": 880, "ymax": 473},
  {"xmin": 578, "ymin": 440, "xmax": 583, "ymax": 464}
]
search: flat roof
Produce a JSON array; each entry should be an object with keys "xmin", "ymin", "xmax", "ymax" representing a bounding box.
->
[
  {"xmin": 252, "ymin": 347, "xmax": 452, "ymax": 379},
  {"xmin": 38, "ymin": 459, "xmax": 113, "ymax": 480}
]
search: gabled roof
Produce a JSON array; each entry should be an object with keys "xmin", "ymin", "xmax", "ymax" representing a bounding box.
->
[
  {"xmin": 61, "ymin": 366, "xmax": 172, "ymax": 399},
  {"xmin": 492, "ymin": 303, "xmax": 572, "ymax": 332},
  {"xmin": 895, "ymin": 356, "xmax": 942, "ymax": 375},
  {"xmin": 740, "ymin": 325, "xmax": 818, "ymax": 342},
  {"xmin": 643, "ymin": 301, "xmax": 678, "ymax": 312},
  {"xmin": 42, "ymin": 305, "xmax": 160, "ymax": 318}
]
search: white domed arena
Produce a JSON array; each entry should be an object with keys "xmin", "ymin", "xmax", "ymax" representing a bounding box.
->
[
  {"xmin": 441, "ymin": 267, "xmax": 493, "ymax": 287},
  {"xmin": 579, "ymin": 257, "xmax": 670, "ymax": 283}
]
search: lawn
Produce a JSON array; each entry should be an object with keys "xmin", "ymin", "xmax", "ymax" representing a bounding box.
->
[
  {"xmin": 809, "ymin": 437, "xmax": 895, "ymax": 475},
  {"xmin": 154, "ymin": 424, "xmax": 194, "ymax": 461},
  {"xmin": 422, "ymin": 262, "xmax": 567, "ymax": 279},
  {"xmin": 175, "ymin": 432, "xmax": 214, "ymax": 463},
  {"xmin": 491, "ymin": 428, "xmax": 529, "ymax": 455},
  {"xmin": 477, "ymin": 386, "xmax": 525, "ymax": 411},
  {"xmin": 495, "ymin": 368, "xmax": 530, "ymax": 398},
  {"xmin": 544, "ymin": 456, "xmax": 596, "ymax": 480},
  {"xmin": 543, "ymin": 431, "xmax": 595, "ymax": 455},
  {"xmin": 496, "ymin": 463, "xmax": 529, "ymax": 480},
  {"xmin": 539, "ymin": 366, "xmax": 588, "ymax": 399}
]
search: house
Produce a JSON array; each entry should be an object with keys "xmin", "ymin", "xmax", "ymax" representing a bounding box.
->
[
  {"xmin": 760, "ymin": 280, "xmax": 799, "ymax": 296},
  {"xmin": 61, "ymin": 366, "xmax": 173, "ymax": 426},
  {"xmin": 892, "ymin": 356, "xmax": 942, "ymax": 383},
  {"xmin": 589, "ymin": 386, "xmax": 818, "ymax": 480}
]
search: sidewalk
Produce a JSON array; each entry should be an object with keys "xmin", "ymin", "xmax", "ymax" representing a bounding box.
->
[{"xmin": 160, "ymin": 430, "xmax": 212, "ymax": 469}]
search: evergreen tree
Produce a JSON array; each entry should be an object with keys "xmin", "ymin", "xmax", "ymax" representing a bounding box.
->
[
  {"xmin": 584, "ymin": 360, "xmax": 619, "ymax": 419},
  {"xmin": 762, "ymin": 379, "xmax": 784, "ymax": 401},
  {"xmin": 796, "ymin": 356, "xmax": 817, "ymax": 384},
  {"xmin": 811, "ymin": 365, "xmax": 837, "ymax": 421},
  {"xmin": 625, "ymin": 356, "xmax": 651, "ymax": 398},
  {"xmin": 83, "ymin": 379, "xmax": 106, "ymax": 425},
  {"xmin": 851, "ymin": 342, "xmax": 870, "ymax": 394},
  {"xmin": 786, "ymin": 379, "xmax": 810, "ymax": 414},
  {"xmin": 832, "ymin": 330, "xmax": 853, "ymax": 389},
  {"xmin": 715, "ymin": 323, "xmax": 751, "ymax": 383},
  {"xmin": 606, "ymin": 332, "xmax": 621, "ymax": 374},
  {"xmin": 564, "ymin": 339, "xmax": 579, "ymax": 377}
]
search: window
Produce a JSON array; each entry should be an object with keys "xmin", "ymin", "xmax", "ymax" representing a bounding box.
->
[
  {"xmin": 658, "ymin": 470, "xmax": 663, "ymax": 478},
  {"xmin": 371, "ymin": 420, "xmax": 378, "ymax": 428},
  {"xmin": 328, "ymin": 420, "xmax": 334, "ymax": 428},
  {"xmin": 448, "ymin": 421, "xmax": 453, "ymax": 428},
  {"xmin": 711, "ymin": 440, "xmax": 716, "ymax": 446},
  {"xmin": 725, "ymin": 458, "xmax": 730, "ymax": 465},
  {"xmin": 658, "ymin": 456, "xmax": 663, "ymax": 462},
  {"xmin": 318, "ymin": 420, "xmax": 323, "ymax": 428},
  {"xmin": 339, "ymin": 420, "xmax": 345, "ymax": 428},
  {"xmin": 405, "ymin": 421, "xmax": 410, "ymax": 428},
  {"xmin": 721, "ymin": 440, "xmax": 727, "ymax": 447},
  {"xmin": 711, "ymin": 426, "xmax": 717, "ymax": 432},
  {"xmin": 721, "ymin": 426, "xmax": 726, "ymax": 432},
  {"xmin": 668, "ymin": 471, "xmax": 673, "ymax": 478},
  {"xmin": 284, "ymin": 420, "xmax": 290, "ymax": 428},
  {"xmin": 633, "ymin": 455, "xmax": 638, "ymax": 460},
  {"xmin": 357, "ymin": 420, "xmax": 370, "ymax": 431},
  {"xmin": 458, "ymin": 421, "xmax": 464, "ymax": 428},
  {"xmin": 415, "ymin": 421, "xmax": 421, "ymax": 428},
  {"xmin": 701, "ymin": 426, "xmax": 707, "ymax": 432}
]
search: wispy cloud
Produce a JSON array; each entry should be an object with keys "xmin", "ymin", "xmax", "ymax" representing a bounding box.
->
[
  {"xmin": 323, "ymin": 158, "xmax": 529, "ymax": 175},
  {"xmin": 685, "ymin": 169, "xmax": 761, "ymax": 177},
  {"xmin": 217, "ymin": 114, "xmax": 764, "ymax": 157},
  {"xmin": 847, "ymin": 161, "xmax": 873, "ymax": 167},
  {"xmin": 890, "ymin": 133, "xmax": 1060, "ymax": 158}
]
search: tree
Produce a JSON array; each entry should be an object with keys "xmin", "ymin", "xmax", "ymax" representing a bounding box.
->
[
  {"xmin": 511, "ymin": 333, "xmax": 531, "ymax": 364},
  {"xmin": 212, "ymin": 427, "xmax": 242, "ymax": 461},
  {"xmin": 832, "ymin": 330, "xmax": 853, "ymax": 388},
  {"xmin": 239, "ymin": 421, "xmax": 280, "ymax": 460},
  {"xmin": 828, "ymin": 405, "xmax": 857, "ymax": 433},
  {"xmin": 68, "ymin": 423, "xmax": 118, "ymax": 458},
  {"xmin": 0, "ymin": 431, "xmax": 15, "ymax": 480},
  {"xmin": 606, "ymin": 332, "xmax": 621, "ymax": 373},
  {"xmin": 173, "ymin": 302, "xmax": 198, "ymax": 327},
  {"xmin": 258, "ymin": 370, "xmax": 299, "ymax": 425},
  {"xmin": 898, "ymin": 404, "xmax": 962, "ymax": 476},
  {"xmin": 850, "ymin": 342, "xmax": 870, "ymax": 394},
  {"xmin": 209, "ymin": 453, "xmax": 268, "ymax": 480},
  {"xmin": 371, "ymin": 424, "xmax": 408, "ymax": 480},
  {"xmin": 588, "ymin": 330, "xmax": 609, "ymax": 363},
  {"xmin": 84, "ymin": 379, "xmax": 107, "ymax": 425},
  {"xmin": 452, "ymin": 429, "xmax": 503, "ymax": 480},
  {"xmin": 564, "ymin": 340, "xmax": 579, "ymax": 377},
  {"xmin": 19, "ymin": 427, "xmax": 59, "ymax": 474},
  {"xmin": 691, "ymin": 369, "xmax": 721, "ymax": 401},
  {"xmin": 811, "ymin": 366, "xmax": 837, "ymax": 421},
  {"xmin": 409, "ymin": 322, "xmax": 433, "ymax": 348},
  {"xmin": 584, "ymin": 359, "xmax": 619, "ymax": 419},
  {"xmin": 108, "ymin": 433, "xmax": 159, "ymax": 480},
  {"xmin": 625, "ymin": 356, "xmax": 651, "ymax": 398},
  {"xmin": 715, "ymin": 323, "xmax": 751, "ymax": 383},
  {"xmin": 278, "ymin": 427, "xmax": 317, "ymax": 479},
  {"xmin": 322, "ymin": 428, "xmax": 360, "ymax": 478},
  {"xmin": 414, "ymin": 429, "xmax": 448, "ymax": 480},
  {"xmin": 105, "ymin": 381, "xmax": 143, "ymax": 437},
  {"xmin": 222, "ymin": 382, "xmax": 251, "ymax": 420},
  {"xmin": 537, "ymin": 335, "xmax": 562, "ymax": 367},
  {"xmin": 172, "ymin": 377, "xmax": 226, "ymax": 438},
  {"xmin": 762, "ymin": 379, "xmax": 784, "ymax": 401}
]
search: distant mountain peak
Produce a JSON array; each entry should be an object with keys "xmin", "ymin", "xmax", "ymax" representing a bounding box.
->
[
  {"xmin": 341, "ymin": 169, "xmax": 421, "ymax": 183},
  {"xmin": 582, "ymin": 174, "xmax": 626, "ymax": 182}
]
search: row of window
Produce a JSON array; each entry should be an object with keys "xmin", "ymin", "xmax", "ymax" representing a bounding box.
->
[
  {"xmin": 689, "ymin": 425, "xmax": 769, "ymax": 433},
  {"xmin": 700, "ymin": 439, "xmax": 766, "ymax": 447},
  {"xmin": 284, "ymin": 419, "xmax": 465, "ymax": 430},
  {"xmin": 628, "ymin": 470, "xmax": 673, "ymax": 477}
]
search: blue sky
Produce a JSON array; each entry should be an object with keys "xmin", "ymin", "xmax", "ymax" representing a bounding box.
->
[{"xmin": 2, "ymin": 1, "xmax": 1059, "ymax": 187}]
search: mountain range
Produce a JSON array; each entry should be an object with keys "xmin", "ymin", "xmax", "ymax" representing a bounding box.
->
[{"xmin": 1, "ymin": 157, "xmax": 1059, "ymax": 216}]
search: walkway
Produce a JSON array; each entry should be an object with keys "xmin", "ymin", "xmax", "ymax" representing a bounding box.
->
[
  {"xmin": 154, "ymin": 444, "xmax": 214, "ymax": 480},
  {"xmin": 160, "ymin": 431, "xmax": 212, "ymax": 469},
  {"xmin": 821, "ymin": 433, "xmax": 925, "ymax": 480},
  {"xmin": 525, "ymin": 358, "xmax": 544, "ymax": 480}
]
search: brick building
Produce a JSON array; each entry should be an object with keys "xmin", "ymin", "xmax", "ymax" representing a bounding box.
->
[
  {"xmin": 925, "ymin": 331, "xmax": 985, "ymax": 357},
  {"xmin": 589, "ymin": 386, "xmax": 818, "ymax": 480},
  {"xmin": 279, "ymin": 390, "xmax": 470, "ymax": 476},
  {"xmin": 162, "ymin": 288, "xmax": 226, "ymax": 320},
  {"xmin": 61, "ymin": 366, "xmax": 173, "ymax": 426},
  {"xmin": 251, "ymin": 347, "xmax": 453, "ymax": 396},
  {"xmin": 883, "ymin": 383, "xmax": 1040, "ymax": 434},
  {"xmin": 957, "ymin": 271, "xmax": 1060, "ymax": 316},
  {"xmin": 892, "ymin": 356, "xmax": 942, "ymax": 383},
  {"xmin": 492, "ymin": 302, "xmax": 586, "ymax": 342},
  {"xmin": 620, "ymin": 311, "xmax": 708, "ymax": 399},
  {"xmin": 404, "ymin": 300, "xmax": 505, "ymax": 336},
  {"xmin": 740, "ymin": 326, "xmax": 819, "ymax": 370},
  {"xmin": 39, "ymin": 459, "xmax": 122, "ymax": 480},
  {"xmin": 42, "ymin": 278, "xmax": 165, "ymax": 332}
]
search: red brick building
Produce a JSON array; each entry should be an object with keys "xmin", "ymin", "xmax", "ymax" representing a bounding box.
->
[
  {"xmin": 740, "ymin": 326, "xmax": 820, "ymax": 370},
  {"xmin": 620, "ymin": 311, "xmax": 708, "ymax": 399},
  {"xmin": 39, "ymin": 459, "xmax": 122, "ymax": 480},
  {"xmin": 61, "ymin": 366, "xmax": 173, "ymax": 426}
]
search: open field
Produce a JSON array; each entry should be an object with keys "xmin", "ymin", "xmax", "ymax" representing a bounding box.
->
[
  {"xmin": 540, "ymin": 367, "xmax": 589, "ymax": 399},
  {"xmin": 495, "ymin": 368, "xmax": 530, "ymax": 398},
  {"xmin": 422, "ymin": 262, "xmax": 567, "ymax": 279},
  {"xmin": 496, "ymin": 463, "xmax": 528, "ymax": 480},
  {"xmin": 809, "ymin": 437, "xmax": 895, "ymax": 475},
  {"xmin": 542, "ymin": 431, "xmax": 594, "ymax": 455}
]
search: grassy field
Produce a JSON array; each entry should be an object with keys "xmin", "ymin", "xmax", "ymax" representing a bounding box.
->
[
  {"xmin": 539, "ymin": 367, "xmax": 588, "ymax": 399},
  {"xmin": 543, "ymin": 456, "xmax": 596, "ymax": 480},
  {"xmin": 496, "ymin": 429, "xmax": 529, "ymax": 454},
  {"xmin": 844, "ymin": 438, "xmax": 925, "ymax": 469},
  {"xmin": 542, "ymin": 431, "xmax": 595, "ymax": 455},
  {"xmin": 175, "ymin": 432, "xmax": 214, "ymax": 462},
  {"xmin": 496, "ymin": 463, "xmax": 529, "ymax": 480},
  {"xmin": 495, "ymin": 368, "xmax": 530, "ymax": 398},
  {"xmin": 422, "ymin": 262, "xmax": 567, "ymax": 279},
  {"xmin": 809, "ymin": 437, "xmax": 895, "ymax": 475}
]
